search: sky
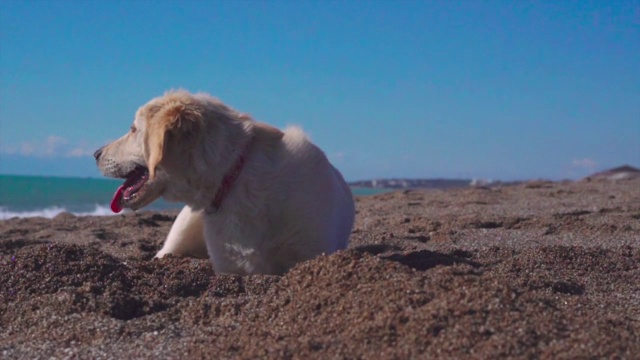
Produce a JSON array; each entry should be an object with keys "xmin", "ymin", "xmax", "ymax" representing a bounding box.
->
[{"xmin": 0, "ymin": 0, "xmax": 638, "ymax": 181}]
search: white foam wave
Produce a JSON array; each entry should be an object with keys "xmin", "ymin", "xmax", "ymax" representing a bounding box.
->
[
  {"xmin": 75, "ymin": 204, "xmax": 117, "ymax": 217},
  {"xmin": 0, "ymin": 204, "xmax": 118, "ymax": 220}
]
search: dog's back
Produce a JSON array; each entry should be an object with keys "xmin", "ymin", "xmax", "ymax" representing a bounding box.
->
[{"xmin": 199, "ymin": 124, "xmax": 354, "ymax": 275}]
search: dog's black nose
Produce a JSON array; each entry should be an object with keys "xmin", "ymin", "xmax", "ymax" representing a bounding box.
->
[{"xmin": 93, "ymin": 147, "xmax": 104, "ymax": 161}]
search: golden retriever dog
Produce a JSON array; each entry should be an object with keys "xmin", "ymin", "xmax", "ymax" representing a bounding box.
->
[{"xmin": 94, "ymin": 90, "xmax": 355, "ymax": 275}]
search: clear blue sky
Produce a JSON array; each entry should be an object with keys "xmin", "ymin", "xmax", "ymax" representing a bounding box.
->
[{"xmin": 1, "ymin": 0, "xmax": 638, "ymax": 181}]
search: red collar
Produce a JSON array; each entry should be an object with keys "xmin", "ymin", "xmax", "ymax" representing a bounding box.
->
[{"xmin": 208, "ymin": 143, "xmax": 251, "ymax": 214}]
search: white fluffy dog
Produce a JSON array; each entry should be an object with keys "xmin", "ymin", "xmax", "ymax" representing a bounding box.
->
[{"xmin": 94, "ymin": 90, "xmax": 355, "ymax": 275}]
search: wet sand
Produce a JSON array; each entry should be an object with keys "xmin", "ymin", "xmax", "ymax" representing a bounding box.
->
[{"xmin": 1, "ymin": 179, "xmax": 639, "ymax": 359}]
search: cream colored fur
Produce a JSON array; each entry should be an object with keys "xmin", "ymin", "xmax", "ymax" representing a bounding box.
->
[{"xmin": 96, "ymin": 90, "xmax": 355, "ymax": 275}]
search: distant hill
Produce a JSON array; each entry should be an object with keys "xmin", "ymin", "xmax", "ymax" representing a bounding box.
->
[{"xmin": 583, "ymin": 165, "xmax": 640, "ymax": 181}]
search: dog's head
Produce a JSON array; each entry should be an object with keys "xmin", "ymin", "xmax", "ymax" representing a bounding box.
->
[{"xmin": 95, "ymin": 90, "xmax": 251, "ymax": 213}]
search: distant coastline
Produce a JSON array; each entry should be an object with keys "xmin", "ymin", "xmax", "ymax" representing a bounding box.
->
[
  {"xmin": 348, "ymin": 178, "xmax": 519, "ymax": 190},
  {"xmin": 349, "ymin": 178, "xmax": 472, "ymax": 190},
  {"xmin": 348, "ymin": 165, "xmax": 640, "ymax": 190}
]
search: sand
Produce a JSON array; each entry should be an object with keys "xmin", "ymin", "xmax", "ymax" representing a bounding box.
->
[{"xmin": 1, "ymin": 179, "xmax": 639, "ymax": 359}]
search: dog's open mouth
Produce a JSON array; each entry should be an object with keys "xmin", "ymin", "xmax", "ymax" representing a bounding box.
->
[{"xmin": 110, "ymin": 167, "xmax": 149, "ymax": 213}]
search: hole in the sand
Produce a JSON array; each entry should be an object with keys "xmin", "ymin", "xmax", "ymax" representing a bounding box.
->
[
  {"xmin": 352, "ymin": 244, "xmax": 402, "ymax": 255},
  {"xmin": 382, "ymin": 250, "xmax": 480, "ymax": 271},
  {"xmin": 405, "ymin": 235, "xmax": 430, "ymax": 243},
  {"xmin": 469, "ymin": 220, "xmax": 503, "ymax": 229},
  {"xmin": 150, "ymin": 213, "xmax": 176, "ymax": 222},
  {"xmin": 138, "ymin": 240, "xmax": 159, "ymax": 253},
  {"xmin": 551, "ymin": 281, "xmax": 585, "ymax": 295},
  {"xmin": 91, "ymin": 228, "xmax": 119, "ymax": 241},
  {"xmin": 554, "ymin": 210, "xmax": 592, "ymax": 218},
  {"xmin": 450, "ymin": 249, "xmax": 474, "ymax": 258},
  {"xmin": 137, "ymin": 218, "xmax": 160, "ymax": 227},
  {"xmin": 105, "ymin": 292, "xmax": 170, "ymax": 321}
]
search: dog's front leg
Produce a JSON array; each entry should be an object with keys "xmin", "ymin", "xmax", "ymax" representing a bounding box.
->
[{"xmin": 156, "ymin": 205, "xmax": 208, "ymax": 258}]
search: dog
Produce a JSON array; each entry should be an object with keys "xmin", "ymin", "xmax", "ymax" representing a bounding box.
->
[{"xmin": 94, "ymin": 90, "xmax": 355, "ymax": 275}]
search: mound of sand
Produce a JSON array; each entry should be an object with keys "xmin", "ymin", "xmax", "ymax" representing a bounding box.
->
[{"xmin": 1, "ymin": 179, "xmax": 639, "ymax": 358}]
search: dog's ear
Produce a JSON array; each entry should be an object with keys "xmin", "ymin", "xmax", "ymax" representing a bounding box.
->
[{"xmin": 144, "ymin": 102, "xmax": 203, "ymax": 180}]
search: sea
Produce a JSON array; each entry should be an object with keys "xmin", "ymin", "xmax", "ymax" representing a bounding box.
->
[{"xmin": 0, "ymin": 175, "xmax": 388, "ymax": 220}]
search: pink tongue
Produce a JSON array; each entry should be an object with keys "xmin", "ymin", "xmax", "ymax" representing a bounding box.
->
[{"xmin": 110, "ymin": 185, "xmax": 125, "ymax": 213}]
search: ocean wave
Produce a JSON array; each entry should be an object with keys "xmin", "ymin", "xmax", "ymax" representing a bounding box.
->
[{"xmin": 0, "ymin": 204, "xmax": 121, "ymax": 220}]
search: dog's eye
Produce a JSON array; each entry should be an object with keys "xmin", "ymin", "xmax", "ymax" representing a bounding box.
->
[{"xmin": 130, "ymin": 125, "xmax": 137, "ymax": 133}]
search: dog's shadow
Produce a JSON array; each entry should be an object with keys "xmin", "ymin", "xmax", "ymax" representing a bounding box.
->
[{"xmin": 353, "ymin": 244, "xmax": 480, "ymax": 271}]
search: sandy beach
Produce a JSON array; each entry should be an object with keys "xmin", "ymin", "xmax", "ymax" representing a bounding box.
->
[{"xmin": 1, "ymin": 178, "xmax": 639, "ymax": 359}]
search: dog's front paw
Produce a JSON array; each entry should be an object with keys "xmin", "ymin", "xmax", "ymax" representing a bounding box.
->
[{"xmin": 154, "ymin": 250, "xmax": 169, "ymax": 259}]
